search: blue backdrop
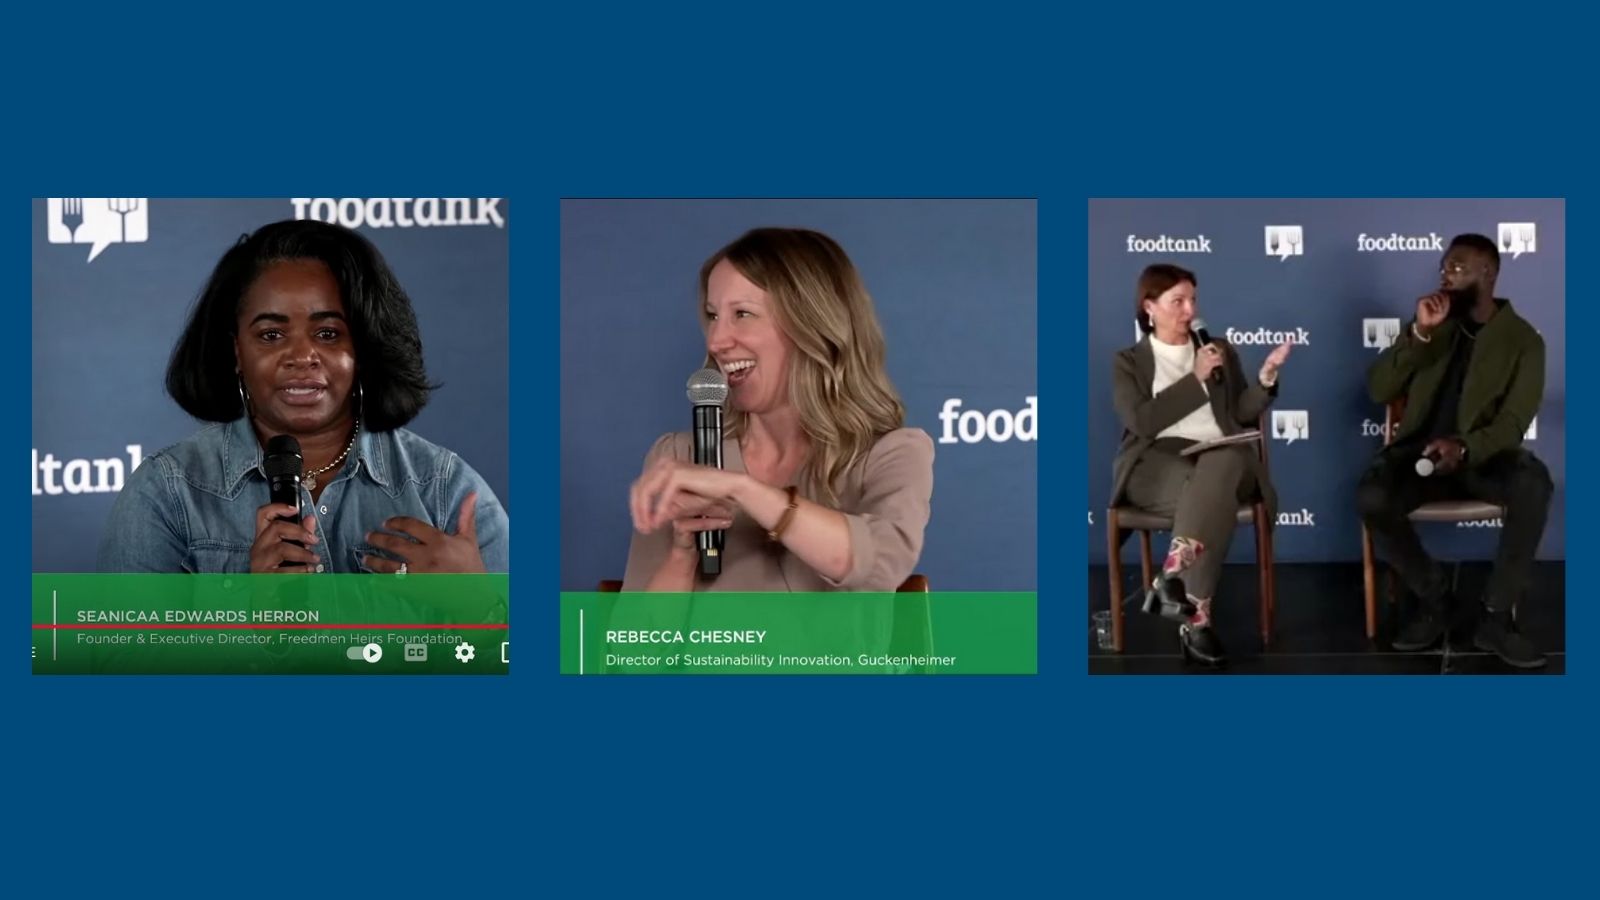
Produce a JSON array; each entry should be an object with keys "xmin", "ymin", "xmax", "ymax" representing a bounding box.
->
[
  {"xmin": 14, "ymin": 13, "xmax": 1600, "ymax": 900},
  {"xmin": 1087, "ymin": 198, "xmax": 1565, "ymax": 565},
  {"xmin": 561, "ymin": 198, "xmax": 1037, "ymax": 591},
  {"xmin": 31, "ymin": 197, "xmax": 510, "ymax": 571}
]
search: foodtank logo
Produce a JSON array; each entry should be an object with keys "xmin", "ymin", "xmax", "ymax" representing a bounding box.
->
[{"xmin": 291, "ymin": 198, "xmax": 506, "ymax": 229}]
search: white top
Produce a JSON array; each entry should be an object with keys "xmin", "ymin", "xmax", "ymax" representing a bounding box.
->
[{"xmin": 1149, "ymin": 338, "xmax": 1226, "ymax": 444}]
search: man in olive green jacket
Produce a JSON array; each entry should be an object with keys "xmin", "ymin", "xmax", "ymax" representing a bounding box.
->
[{"xmin": 1357, "ymin": 234, "xmax": 1553, "ymax": 669}]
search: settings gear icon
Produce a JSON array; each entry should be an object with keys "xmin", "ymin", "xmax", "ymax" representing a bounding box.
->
[{"xmin": 454, "ymin": 642, "xmax": 476, "ymax": 663}]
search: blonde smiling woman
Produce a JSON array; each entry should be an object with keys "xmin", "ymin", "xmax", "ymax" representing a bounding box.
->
[{"xmin": 623, "ymin": 228, "xmax": 934, "ymax": 593}]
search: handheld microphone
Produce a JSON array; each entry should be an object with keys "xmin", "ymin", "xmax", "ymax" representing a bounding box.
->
[
  {"xmin": 263, "ymin": 435, "xmax": 305, "ymax": 565},
  {"xmin": 686, "ymin": 368, "xmax": 728, "ymax": 578},
  {"xmin": 1191, "ymin": 317, "xmax": 1223, "ymax": 383},
  {"xmin": 1416, "ymin": 448, "xmax": 1443, "ymax": 477}
]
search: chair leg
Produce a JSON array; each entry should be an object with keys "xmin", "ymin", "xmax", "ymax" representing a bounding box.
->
[
  {"xmin": 1265, "ymin": 520, "xmax": 1277, "ymax": 638},
  {"xmin": 1361, "ymin": 524, "xmax": 1377, "ymax": 640},
  {"xmin": 1139, "ymin": 530, "xmax": 1153, "ymax": 587},
  {"xmin": 1256, "ymin": 503, "xmax": 1272, "ymax": 648},
  {"xmin": 1106, "ymin": 510, "xmax": 1124, "ymax": 653}
]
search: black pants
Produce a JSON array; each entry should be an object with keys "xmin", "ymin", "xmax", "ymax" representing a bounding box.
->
[{"xmin": 1356, "ymin": 445, "xmax": 1552, "ymax": 612}]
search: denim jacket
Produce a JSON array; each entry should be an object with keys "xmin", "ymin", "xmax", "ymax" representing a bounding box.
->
[{"xmin": 96, "ymin": 417, "xmax": 509, "ymax": 573}]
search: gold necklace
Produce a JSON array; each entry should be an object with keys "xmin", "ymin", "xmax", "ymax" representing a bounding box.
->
[{"xmin": 305, "ymin": 419, "xmax": 359, "ymax": 491}]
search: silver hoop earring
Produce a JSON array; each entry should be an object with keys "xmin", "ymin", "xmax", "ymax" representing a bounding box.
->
[
  {"xmin": 357, "ymin": 382, "xmax": 365, "ymax": 421},
  {"xmin": 237, "ymin": 376, "xmax": 250, "ymax": 416}
]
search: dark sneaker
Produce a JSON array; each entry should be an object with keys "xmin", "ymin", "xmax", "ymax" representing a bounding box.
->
[
  {"xmin": 1392, "ymin": 590, "xmax": 1451, "ymax": 652},
  {"xmin": 1472, "ymin": 608, "xmax": 1548, "ymax": 670}
]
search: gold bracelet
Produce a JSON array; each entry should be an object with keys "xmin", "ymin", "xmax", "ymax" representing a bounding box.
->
[{"xmin": 767, "ymin": 485, "xmax": 799, "ymax": 542}]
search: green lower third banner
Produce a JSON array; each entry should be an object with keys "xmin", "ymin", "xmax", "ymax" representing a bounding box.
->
[
  {"xmin": 32, "ymin": 574, "xmax": 510, "ymax": 675},
  {"xmin": 560, "ymin": 592, "xmax": 1036, "ymax": 674}
]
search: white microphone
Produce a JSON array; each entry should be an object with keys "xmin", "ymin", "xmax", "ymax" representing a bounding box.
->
[{"xmin": 1415, "ymin": 445, "xmax": 1451, "ymax": 477}]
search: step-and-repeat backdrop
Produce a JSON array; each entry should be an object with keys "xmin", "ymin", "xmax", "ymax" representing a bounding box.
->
[
  {"xmin": 1088, "ymin": 198, "xmax": 1564, "ymax": 565},
  {"xmin": 32, "ymin": 198, "xmax": 509, "ymax": 571}
]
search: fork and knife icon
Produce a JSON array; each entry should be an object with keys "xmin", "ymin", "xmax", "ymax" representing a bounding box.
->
[
  {"xmin": 1498, "ymin": 224, "xmax": 1536, "ymax": 254},
  {"xmin": 56, "ymin": 198, "xmax": 141, "ymax": 242},
  {"xmin": 1272, "ymin": 412, "xmax": 1309, "ymax": 440},
  {"xmin": 50, "ymin": 198, "xmax": 147, "ymax": 260},
  {"xmin": 1364, "ymin": 320, "xmax": 1401, "ymax": 349}
]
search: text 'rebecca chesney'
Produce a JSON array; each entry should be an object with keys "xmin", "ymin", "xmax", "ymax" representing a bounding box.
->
[{"xmin": 606, "ymin": 630, "xmax": 767, "ymax": 645}]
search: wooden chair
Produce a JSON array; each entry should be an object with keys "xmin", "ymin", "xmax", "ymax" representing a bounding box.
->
[
  {"xmin": 1105, "ymin": 417, "xmax": 1276, "ymax": 653},
  {"xmin": 1359, "ymin": 399, "xmax": 1505, "ymax": 639}
]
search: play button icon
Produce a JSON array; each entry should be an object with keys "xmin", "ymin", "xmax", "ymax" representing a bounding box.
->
[{"xmin": 346, "ymin": 643, "xmax": 384, "ymax": 663}]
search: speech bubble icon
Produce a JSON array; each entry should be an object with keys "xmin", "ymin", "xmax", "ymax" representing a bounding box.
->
[
  {"xmin": 1266, "ymin": 227, "xmax": 1293, "ymax": 260},
  {"xmin": 77, "ymin": 198, "xmax": 119, "ymax": 262},
  {"xmin": 1275, "ymin": 412, "xmax": 1305, "ymax": 444}
]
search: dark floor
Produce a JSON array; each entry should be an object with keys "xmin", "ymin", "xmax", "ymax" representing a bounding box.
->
[{"xmin": 1088, "ymin": 561, "xmax": 1565, "ymax": 675}]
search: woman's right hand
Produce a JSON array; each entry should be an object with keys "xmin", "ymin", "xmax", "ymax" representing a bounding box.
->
[
  {"xmin": 665, "ymin": 504, "xmax": 735, "ymax": 555},
  {"xmin": 1193, "ymin": 342, "xmax": 1224, "ymax": 383},
  {"xmin": 249, "ymin": 503, "xmax": 320, "ymax": 573}
]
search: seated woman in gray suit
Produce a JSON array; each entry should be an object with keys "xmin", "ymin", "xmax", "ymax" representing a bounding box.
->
[{"xmin": 1111, "ymin": 264, "xmax": 1292, "ymax": 665}]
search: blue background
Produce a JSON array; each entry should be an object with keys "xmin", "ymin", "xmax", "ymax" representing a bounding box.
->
[
  {"xmin": 10, "ymin": 6, "xmax": 1594, "ymax": 900},
  {"xmin": 1089, "ymin": 198, "xmax": 1565, "ymax": 564},
  {"xmin": 561, "ymin": 198, "xmax": 1036, "ymax": 591}
]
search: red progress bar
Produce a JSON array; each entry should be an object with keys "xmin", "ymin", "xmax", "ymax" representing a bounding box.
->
[{"xmin": 33, "ymin": 623, "xmax": 509, "ymax": 630}]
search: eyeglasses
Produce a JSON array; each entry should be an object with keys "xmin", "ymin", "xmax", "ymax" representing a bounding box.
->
[{"xmin": 1440, "ymin": 262, "xmax": 1474, "ymax": 276}]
